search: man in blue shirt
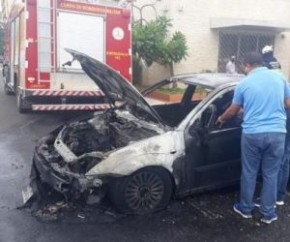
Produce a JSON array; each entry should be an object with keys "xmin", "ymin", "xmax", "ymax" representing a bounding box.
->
[{"xmin": 217, "ymin": 52, "xmax": 290, "ymax": 224}]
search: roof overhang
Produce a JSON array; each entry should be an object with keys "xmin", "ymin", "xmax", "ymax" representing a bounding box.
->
[{"xmin": 210, "ymin": 18, "xmax": 290, "ymax": 33}]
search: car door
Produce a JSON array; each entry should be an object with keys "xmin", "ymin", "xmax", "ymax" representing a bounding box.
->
[{"xmin": 183, "ymin": 87, "xmax": 242, "ymax": 192}]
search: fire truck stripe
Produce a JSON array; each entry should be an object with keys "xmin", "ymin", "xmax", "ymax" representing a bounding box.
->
[
  {"xmin": 31, "ymin": 90, "xmax": 104, "ymax": 96},
  {"xmin": 32, "ymin": 104, "xmax": 110, "ymax": 111}
]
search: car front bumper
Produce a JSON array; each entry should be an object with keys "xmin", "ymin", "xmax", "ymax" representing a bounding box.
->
[{"xmin": 33, "ymin": 152, "xmax": 73, "ymax": 194}]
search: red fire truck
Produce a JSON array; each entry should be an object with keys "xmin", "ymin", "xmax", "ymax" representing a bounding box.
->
[{"xmin": 3, "ymin": 0, "xmax": 131, "ymax": 112}]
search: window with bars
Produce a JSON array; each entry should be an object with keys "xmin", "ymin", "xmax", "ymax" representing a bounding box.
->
[{"xmin": 218, "ymin": 32, "xmax": 275, "ymax": 73}]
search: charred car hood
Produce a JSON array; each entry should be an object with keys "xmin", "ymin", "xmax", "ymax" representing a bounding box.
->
[{"xmin": 66, "ymin": 49, "xmax": 163, "ymax": 125}]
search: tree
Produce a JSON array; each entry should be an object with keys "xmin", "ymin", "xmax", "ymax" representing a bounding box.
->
[{"xmin": 132, "ymin": 16, "xmax": 188, "ymax": 77}]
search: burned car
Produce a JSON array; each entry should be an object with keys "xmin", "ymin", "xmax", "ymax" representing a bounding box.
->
[{"xmin": 26, "ymin": 49, "xmax": 244, "ymax": 214}]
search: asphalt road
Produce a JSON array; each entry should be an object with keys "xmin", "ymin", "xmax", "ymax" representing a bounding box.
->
[{"xmin": 1, "ymin": 80, "xmax": 290, "ymax": 242}]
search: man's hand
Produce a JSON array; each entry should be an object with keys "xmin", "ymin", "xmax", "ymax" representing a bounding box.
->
[
  {"xmin": 216, "ymin": 115, "xmax": 225, "ymax": 126},
  {"xmin": 216, "ymin": 103, "xmax": 241, "ymax": 127}
]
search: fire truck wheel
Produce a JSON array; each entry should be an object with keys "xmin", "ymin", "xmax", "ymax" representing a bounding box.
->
[
  {"xmin": 17, "ymin": 92, "xmax": 31, "ymax": 113},
  {"xmin": 3, "ymin": 66, "xmax": 14, "ymax": 95},
  {"xmin": 4, "ymin": 82, "xmax": 14, "ymax": 95}
]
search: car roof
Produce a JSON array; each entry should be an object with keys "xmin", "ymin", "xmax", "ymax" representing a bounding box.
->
[{"xmin": 171, "ymin": 73, "xmax": 244, "ymax": 89}]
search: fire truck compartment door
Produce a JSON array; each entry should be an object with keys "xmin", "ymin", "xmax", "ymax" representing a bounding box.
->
[{"xmin": 57, "ymin": 12, "xmax": 105, "ymax": 71}]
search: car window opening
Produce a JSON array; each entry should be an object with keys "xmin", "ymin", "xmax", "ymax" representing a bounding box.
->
[
  {"xmin": 145, "ymin": 81, "xmax": 212, "ymax": 127},
  {"xmin": 197, "ymin": 89, "xmax": 242, "ymax": 130}
]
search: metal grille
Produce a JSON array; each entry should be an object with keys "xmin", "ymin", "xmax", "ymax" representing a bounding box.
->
[{"xmin": 218, "ymin": 31, "xmax": 275, "ymax": 73}]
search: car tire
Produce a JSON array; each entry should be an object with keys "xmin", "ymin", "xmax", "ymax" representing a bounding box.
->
[{"xmin": 109, "ymin": 167, "xmax": 173, "ymax": 214}]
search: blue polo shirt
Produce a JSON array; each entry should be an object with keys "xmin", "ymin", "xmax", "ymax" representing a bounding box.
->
[{"xmin": 233, "ymin": 67, "xmax": 290, "ymax": 134}]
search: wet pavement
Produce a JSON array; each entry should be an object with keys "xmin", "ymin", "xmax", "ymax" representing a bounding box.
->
[{"xmin": 1, "ymin": 87, "xmax": 290, "ymax": 242}]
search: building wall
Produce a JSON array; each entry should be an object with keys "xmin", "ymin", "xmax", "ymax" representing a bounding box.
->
[
  {"xmin": 134, "ymin": 0, "xmax": 290, "ymax": 82},
  {"xmin": 1, "ymin": 0, "xmax": 12, "ymax": 22}
]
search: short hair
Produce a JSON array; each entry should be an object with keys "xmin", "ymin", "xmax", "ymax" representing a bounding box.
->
[{"xmin": 242, "ymin": 52, "xmax": 263, "ymax": 66}]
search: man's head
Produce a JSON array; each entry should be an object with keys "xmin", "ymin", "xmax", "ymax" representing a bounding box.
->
[
  {"xmin": 241, "ymin": 52, "xmax": 263, "ymax": 74},
  {"xmin": 231, "ymin": 55, "xmax": 236, "ymax": 61}
]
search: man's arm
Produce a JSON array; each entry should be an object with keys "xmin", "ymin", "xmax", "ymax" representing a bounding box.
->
[
  {"xmin": 216, "ymin": 103, "xmax": 241, "ymax": 125},
  {"xmin": 285, "ymin": 98, "xmax": 290, "ymax": 109},
  {"xmin": 283, "ymin": 78, "xmax": 290, "ymax": 108}
]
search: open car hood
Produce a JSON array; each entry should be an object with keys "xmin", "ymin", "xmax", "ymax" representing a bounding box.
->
[{"xmin": 66, "ymin": 49, "xmax": 164, "ymax": 125}]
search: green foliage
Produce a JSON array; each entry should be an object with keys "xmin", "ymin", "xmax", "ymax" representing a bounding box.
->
[
  {"xmin": 158, "ymin": 87, "xmax": 185, "ymax": 94},
  {"xmin": 132, "ymin": 16, "xmax": 188, "ymax": 73},
  {"xmin": 201, "ymin": 69, "xmax": 214, "ymax": 73},
  {"xmin": 159, "ymin": 31, "xmax": 188, "ymax": 66}
]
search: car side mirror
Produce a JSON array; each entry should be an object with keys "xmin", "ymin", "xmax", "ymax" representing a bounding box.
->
[
  {"xmin": 188, "ymin": 124, "xmax": 205, "ymax": 146},
  {"xmin": 189, "ymin": 125, "xmax": 197, "ymax": 137}
]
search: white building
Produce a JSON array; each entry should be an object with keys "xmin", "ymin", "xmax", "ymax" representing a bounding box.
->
[
  {"xmin": 0, "ymin": 0, "xmax": 12, "ymax": 24},
  {"xmin": 133, "ymin": 0, "xmax": 290, "ymax": 83}
]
